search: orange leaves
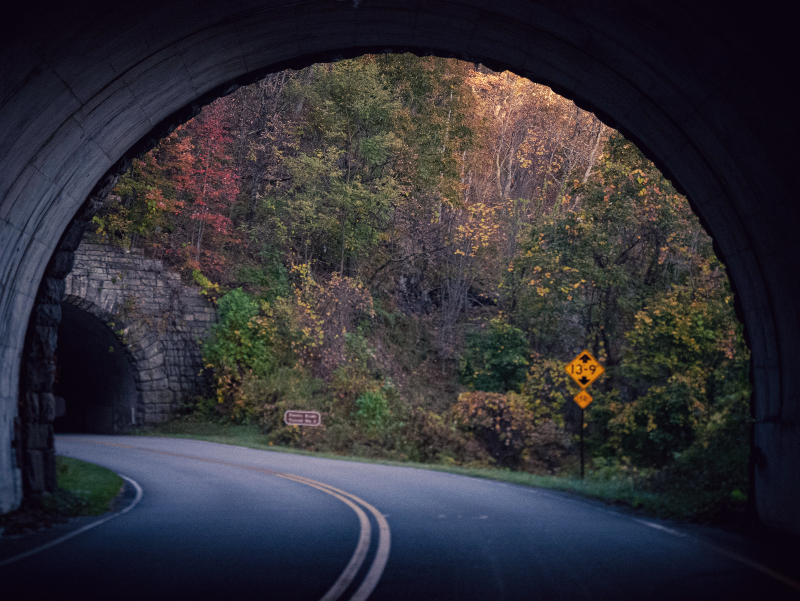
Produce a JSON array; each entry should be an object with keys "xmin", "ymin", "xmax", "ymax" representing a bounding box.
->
[{"xmin": 452, "ymin": 200, "xmax": 501, "ymax": 257}]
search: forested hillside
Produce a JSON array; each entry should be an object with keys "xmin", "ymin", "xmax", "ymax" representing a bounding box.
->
[{"xmin": 92, "ymin": 54, "xmax": 751, "ymax": 518}]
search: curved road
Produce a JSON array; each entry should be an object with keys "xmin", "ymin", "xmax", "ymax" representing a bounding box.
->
[{"xmin": 1, "ymin": 435, "xmax": 797, "ymax": 600}]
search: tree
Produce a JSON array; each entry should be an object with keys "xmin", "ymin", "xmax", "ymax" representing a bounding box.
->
[
  {"xmin": 459, "ymin": 317, "xmax": 529, "ymax": 393},
  {"xmin": 612, "ymin": 284, "xmax": 749, "ymax": 467},
  {"xmin": 97, "ymin": 57, "xmax": 751, "ymax": 510},
  {"xmin": 178, "ymin": 99, "xmax": 241, "ymax": 268}
]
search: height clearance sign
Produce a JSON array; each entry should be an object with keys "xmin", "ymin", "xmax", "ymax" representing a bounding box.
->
[
  {"xmin": 565, "ymin": 350, "xmax": 604, "ymax": 409},
  {"xmin": 565, "ymin": 350, "xmax": 604, "ymax": 389}
]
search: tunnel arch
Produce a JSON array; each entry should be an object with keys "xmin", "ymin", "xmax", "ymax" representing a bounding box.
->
[
  {"xmin": 55, "ymin": 301, "xmax": 141, "ymax": 434},
  {"xmin": 1, "ymin": 1, "xmax": 797, "ymax": 532}
]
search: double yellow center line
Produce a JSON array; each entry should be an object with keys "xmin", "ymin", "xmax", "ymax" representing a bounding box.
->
[{"xmin": 79, "ymin": 440, "xmax": 391, "ymax": 601}]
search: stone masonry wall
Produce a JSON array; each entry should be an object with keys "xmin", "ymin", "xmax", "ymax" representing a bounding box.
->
[{"xmin": 64, "ymin": 243, "xmax": 217, "ymax": 425}]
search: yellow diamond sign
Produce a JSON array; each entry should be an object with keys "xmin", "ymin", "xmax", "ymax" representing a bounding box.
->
[
  {"xmin": 565, "ymin": 350, "xmax": 605, "ymax": 389},
  {"xmin": 574, "ymin": 390, "xmax": 593, "ymax": 409}
]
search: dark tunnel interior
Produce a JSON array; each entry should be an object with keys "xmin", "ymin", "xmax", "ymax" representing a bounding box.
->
[{"xmin": 54, "ymin": 303, "xmax": 138, "ymax": 433}]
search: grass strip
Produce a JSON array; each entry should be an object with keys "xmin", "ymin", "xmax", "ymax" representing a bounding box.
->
[
  {"xmin": 57, "ymin": 456, "xmax": 124, "ymax": 515},
  {"xmin": 0, "ymin": 457, "xmax": 123, "ymax": 537},
  {"xmin": 136, "ymin": 421, "xmax": 697, "ymax": 520}
]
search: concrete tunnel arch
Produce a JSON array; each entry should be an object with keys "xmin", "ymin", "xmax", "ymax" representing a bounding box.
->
[{"xmin": 0, "ymin": 1, "xmax": 798, "ymax": 533}]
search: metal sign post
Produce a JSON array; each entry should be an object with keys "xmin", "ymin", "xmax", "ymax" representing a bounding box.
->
[
  {"xmin": 565, "ymin": 351, "xmax": 604, "ymax": 479},
  {"xmin": 580, "ymin": 408, "xmax": 585, "ymax": 479}
]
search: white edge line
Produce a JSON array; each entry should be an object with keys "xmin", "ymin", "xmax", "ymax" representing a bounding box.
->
[
  {"xmin": 705, "ymin": 543, "xmax": 800, "ymax": 593},
  {"xmin": 630, "ymin": 518, "xmax": 800, "ymax": 592},
  {"xmin": 632, "ymin": 518, "xmax": 687, "ymax": 537},
  {"xmin": 0, "ymin": 475, "xmax": 143, "ymax": 569}
]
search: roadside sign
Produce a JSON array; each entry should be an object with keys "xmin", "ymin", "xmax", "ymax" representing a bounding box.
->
[
  {"xmin": 565, "ymin": 350, "xmax": 604, "ymax": 481},
  {"xmin": 565, "ymin": 350, "xmax": 605, "ymax": 389},
  {"xmin": 573, "ymin": 390, "xmax": 593, "ymax": 409},
  {"xmin": 284, "ymin": 410, "xmax": 322, "ymax": 426}
]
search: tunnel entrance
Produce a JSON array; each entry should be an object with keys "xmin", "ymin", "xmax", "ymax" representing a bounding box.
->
[
  {"xmin": 54, "ymin": 303, "xmax": 138, "ymax": 434},
  {"xmin": 1, "ymin": 0, "xmax": 798, "ymax": 534}
]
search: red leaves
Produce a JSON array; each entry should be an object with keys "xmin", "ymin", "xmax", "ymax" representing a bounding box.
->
[
  {"xmin": 162, "ymin": 98, "xmax": 241, "ymax": 273},
  {"xmin": 190, "ymin": 211, "xmax": 232, "ymax": 234}
]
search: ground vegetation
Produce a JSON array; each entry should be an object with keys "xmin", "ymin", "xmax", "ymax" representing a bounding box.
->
[
  {"xmin": 93, "ymin": 54, "xmax": 750, "ymax": 521},
  {"xmin": 0, "ymin": 457, "xmax": 123, "ymax": 536}
]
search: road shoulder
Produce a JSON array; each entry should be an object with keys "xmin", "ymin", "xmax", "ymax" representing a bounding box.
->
[{"xmin": 0, "ymin": 478, "xmax": 139, "ymax": 564}]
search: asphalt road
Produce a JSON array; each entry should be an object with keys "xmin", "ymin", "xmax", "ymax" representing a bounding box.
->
[{"xmin": 1, "ymin": 435, "xmax": 797, "ymax": 600}]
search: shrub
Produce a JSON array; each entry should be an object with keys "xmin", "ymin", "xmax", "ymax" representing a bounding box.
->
[
  {"xmin": 611, "ymin": 286, "xmax": 751, "ymax": 468},
  {"xmin": 400, "ymin": 407, "xmax": 486, "ymax": 465},
  {"xmin": 521, "ymin": 419, "xmax": 571, "ymax": 474},
  {"xmin": 459, "ymin": 318, "xmax": 529, "ymax": 393},
  {"xmin": 354, "ymin": 389, "xmax": 391, "ymax": 436},
  {"xmin": 453, "ymin": 391, "xmax": 534, "ymax": 468},
  {"xmin": 193, "ymin": 269, "xmax": 222, "ymax": 301},
  {"xmin": 201, "ymin": 288, "xmax": 277, "ymax": 418}
]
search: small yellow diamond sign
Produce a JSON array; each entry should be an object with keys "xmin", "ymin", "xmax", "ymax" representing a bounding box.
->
[
  {"xmin": 574, "ymin": 390, "xmax": 593, "ymax": 409},
  {"xmin": 565, "ymin": 350, "xmax": 605, "ymax": 389}
]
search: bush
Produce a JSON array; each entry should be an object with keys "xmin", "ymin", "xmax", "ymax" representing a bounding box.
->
[
  {"xmin": 521, "ymin": 419, "xmax": 571, "ymax": 474},
  {"xmin": 201, "ymin": 288, "xmax": 277, "ymax": 419},
  {"xmin": 454, "ymin": 391, "xmax": 534, "ymax": 468},
  {"xmin": 609, "ymin": 286, "xmax": 751, "ymax": 468},
  {"xmin": 644, "ymin": 397, "xmax": 751, "ymax": 520},
  {"xmin": 400, "ymin": 407, "xmax": 487, "ymax": 465},
  {"xmin": 354, "ymin": 389, "xmax": 391, "ymax": 436},
  {"xmin": 459, "ymin": 318, "xmax": 529, "ymax": 393}
]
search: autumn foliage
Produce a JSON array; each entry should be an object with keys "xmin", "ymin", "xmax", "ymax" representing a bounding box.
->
[{"xmin": 95, "ymin": 55, "xmax": 751, "ymax": 518}]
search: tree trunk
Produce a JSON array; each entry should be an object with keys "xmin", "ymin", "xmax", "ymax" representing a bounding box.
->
[
  {"xmin": 582, "ymin": 119, "xmax": 605, "ymax": 184},
  {"xmin": 195, "ymin": 221, "xmax": 204, "ymax": 264},
  {"xmin": 340, "ymin": 209, "xmax": 346, "ymax": 276}
]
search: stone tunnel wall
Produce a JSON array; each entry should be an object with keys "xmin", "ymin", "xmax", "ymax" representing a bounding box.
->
[
  {"xmin": 63, "ymin": 242, "xmax": 217, "ymax": 425},
  {"xmin": 1, "ymin": 0, "xmax": 798, "ymax": 532}
]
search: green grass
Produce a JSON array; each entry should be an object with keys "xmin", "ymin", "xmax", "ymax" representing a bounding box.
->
[
  {"xmin": 137, "ymin": 420, "xmax": 712, "ymax": 521},
  {"xmin": 0, "ymin": 457, "xmax": 123, "ymax": 537},
  {"xmin": 57, "ymin": 456, "xmax": 124, "ymax": 515}
]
